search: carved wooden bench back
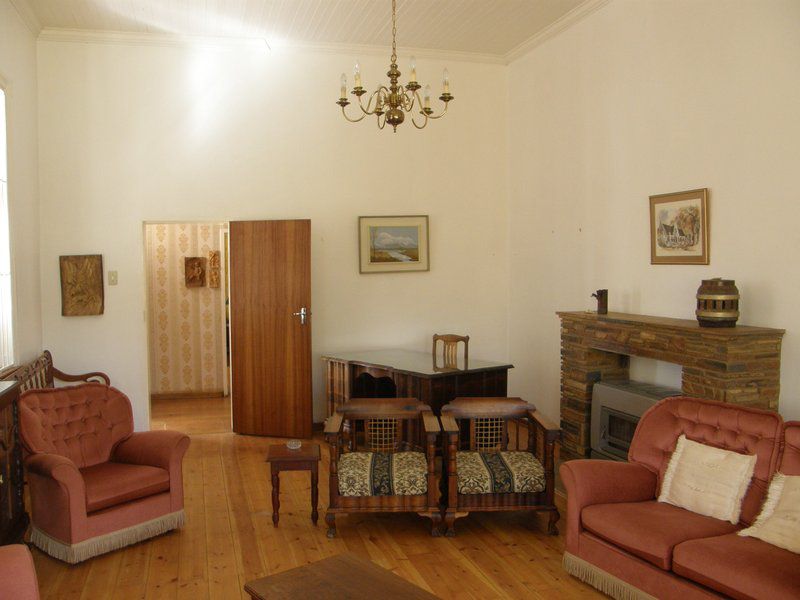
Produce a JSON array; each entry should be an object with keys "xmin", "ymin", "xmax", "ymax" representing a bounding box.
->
[
  {"xmin": 6, "ymin": 351, "xmax": 55, "ymax": 393},
  {"xmin": 3, "ymin": 350, "xmax": 110, "ymax": 393}
]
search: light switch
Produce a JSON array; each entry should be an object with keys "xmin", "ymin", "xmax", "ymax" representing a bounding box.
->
[{"xmin": 108, "ymin": 271, "xmax": 118, "ymax": 286}]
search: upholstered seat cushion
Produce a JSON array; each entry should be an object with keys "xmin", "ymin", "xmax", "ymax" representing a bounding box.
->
[
  {"xmin": 456, "ymin": 451, "xmax": 545, "ymax": 494},
  {"xmin": 338, "ymin": 451, "xmax": 427, "ymax": 496},
  {"xmin": 673, "ymin": 533, "xmax": 800, "ymax": 600},
  {"xmin": 81, "ymin": 462, "xmax": 170, "ymax": 512},
  {"xmin": 581, "ymin": 500, "xmax": 739, "ymax": 570}
]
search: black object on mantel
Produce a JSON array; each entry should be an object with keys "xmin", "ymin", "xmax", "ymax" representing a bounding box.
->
[
  {"xmin": 592, "ymin": 289, "xmax": 608, "ymax": 315},
  {"xmin": 696, "ymin": 278, "xmax": 740, "ymax": 327}
]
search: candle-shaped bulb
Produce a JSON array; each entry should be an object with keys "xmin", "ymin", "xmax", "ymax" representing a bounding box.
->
[
  {"xmin": 340, "ymin": 73, "xmax": 347, "ymax": 98},
  {"xmin": 442, "ymin": 68, "xmax": 450, "ymax": 93},
  {"xmin": 353, "ymin": 60, "xmax": 362, "ymax": 87},
  {"xmin": 409, "ymin": 56, "xmax": 417, "ymax": 82},
  {"xmin": 424, "ymin": 85, "xmax": 431, "ymax": 109}
]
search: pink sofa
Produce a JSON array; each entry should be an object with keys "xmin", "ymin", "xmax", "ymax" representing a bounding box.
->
[
  {"xmin": 0, "ymin": 544, "xmax": 40, "ymax": 599},
  {"xmin": 19, "ymin": 383, "xmax": 190, "ymax": 563},
  {"xmin": 561, "ymin": 396, "xmax": 800, "ymax": 600}
]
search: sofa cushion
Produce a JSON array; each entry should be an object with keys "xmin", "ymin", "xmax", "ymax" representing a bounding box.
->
[
  {"xmin": 658, "ymin": 434, "xmax": 756, "ymax": 523},
  {"xmin": 338, "ymin": 451, "xmax": 427, "ymax": 497},
  {"xmin": 81, "ymin": 462, "xmax": 170, "ymax": 512},
  {"xmin": 738, "ymin": 473, "xmax": 800, "ymax": 553},
  {"xmin": 457, "ymin": 451, "xmax": 545, "ymax": 494},
  {"xmin": 581, "ymin": 500, "xmax": 739, "ymax": 570},
  {"xmin": 629, "ymin": 396, "xmax": 783, "ymax": 526},
  {"xmin": 673, "ymin": 533, "xmax": 800, "ymax": 600},
  {"xmin": 20, "ymin": 383, "xmax": 134, "ymax": 469}
]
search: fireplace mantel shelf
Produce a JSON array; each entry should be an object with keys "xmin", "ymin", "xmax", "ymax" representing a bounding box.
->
[
  {"xmin": 557, "ymin": 310, "xmax": 784, "ymax": 460},
  {"xmin": 557, "ymin": 311, "xmax": 785, "ymax": 338}
]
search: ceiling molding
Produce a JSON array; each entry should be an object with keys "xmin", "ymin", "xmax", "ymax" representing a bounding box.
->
[
  {"xmin": 36, "ymin": 28, "xmax": 507, "ymax": 65},
  {"xmin": 504, "ymin": 0, "xmax": 611, "ymax": 63},
  {"xmin": 9, "ymin": 0, "xmax": 42, "ymax": 36},
  {"xmin": 37, "ymin": 28, "xmax": 271, "ymax": 50}
]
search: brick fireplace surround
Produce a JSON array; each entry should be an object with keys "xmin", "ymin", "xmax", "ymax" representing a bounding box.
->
[{"xmin": 557, "ymin": 311, "xmax": 785, "ymax": 460}]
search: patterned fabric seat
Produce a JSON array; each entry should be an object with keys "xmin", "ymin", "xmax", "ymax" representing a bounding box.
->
[
  {"xmin": 338, "ymin": 451, "xmax": 427, "ymax": 497},
  {"xmin": 457, "ymin": 451, "xmax": 545, "ymax": 494}
]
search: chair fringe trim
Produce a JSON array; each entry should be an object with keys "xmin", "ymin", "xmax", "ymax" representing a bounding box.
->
[
  {"xmin": 562, "ymin": 552, "xmax": 656, "ymax": 600},
  {"xmin": 31, "ymin": 510, "xmax": 185, "ymax": 564}
]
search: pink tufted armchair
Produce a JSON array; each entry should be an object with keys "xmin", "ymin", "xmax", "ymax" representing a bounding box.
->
[{"xmin": 19, "ymin": 383, "xmax": 190, "ymax": 563}]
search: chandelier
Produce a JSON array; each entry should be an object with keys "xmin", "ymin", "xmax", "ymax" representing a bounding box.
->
[{"xmin": 336, "ymin": 0, "xmax": 454, "ymax": 132}]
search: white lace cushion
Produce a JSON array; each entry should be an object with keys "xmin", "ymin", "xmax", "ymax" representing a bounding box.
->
[
  {"xmin": 738, "ymin": 473, "xmax": 800, "ymax": 553},
  {"xmin": 658, "ymin": 434, "xmax": 756, "ymax": 523}
]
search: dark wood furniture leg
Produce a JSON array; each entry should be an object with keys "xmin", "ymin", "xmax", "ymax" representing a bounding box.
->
[
  {"xmin": 271, "ymin": 465, "xmax": 280, "ymax": 526},
  {"xmin": 311, "ymin": 461, "xmax": 319, "ymax": 525}
]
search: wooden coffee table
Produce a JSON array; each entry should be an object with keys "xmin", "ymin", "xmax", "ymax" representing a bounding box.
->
[
  {"xmin": 266, "ymin": 442, "xmax": 320, "ymax": 526},
  {"xmin": 244, "ymin": 553, "xmax": 439, "ymax": 599}
]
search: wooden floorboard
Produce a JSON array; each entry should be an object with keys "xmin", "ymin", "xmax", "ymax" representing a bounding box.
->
[{"xmin": 30, "ymin": 397, "xmax": 604, "ymax": 599}]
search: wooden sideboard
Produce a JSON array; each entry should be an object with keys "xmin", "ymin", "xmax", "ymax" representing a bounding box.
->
[
  {"xmin": 323, "ymin": 349, "xmax": 513, "ymax": 415},
  {"xmin": 0, "ymin": 380, "xmax": 28, "ymax": 544}
]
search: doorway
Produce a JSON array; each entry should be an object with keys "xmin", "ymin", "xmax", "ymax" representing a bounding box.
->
[
  {"xmin": 144, "ymin": 222, "xmax": 231, "ymax": 434},
  {"xmin": 145, "ymin": 220, "xmax": 313, "ymax": 438}
]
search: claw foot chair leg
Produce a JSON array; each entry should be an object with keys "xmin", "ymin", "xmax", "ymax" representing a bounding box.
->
[
  {"xmin": 444, "ymin": 512, "xmax": 456, "ymax": 537},
  {"xmin": 430, "ymin": 512, "xmax": 442, "ymax": 537},
  {"xmin": 547, "ymin": 509, "xmax": 560, "ymax": 535},
  {"xmin": 325, "ymin": 513, "xmax": 336, "ymax": 538}
]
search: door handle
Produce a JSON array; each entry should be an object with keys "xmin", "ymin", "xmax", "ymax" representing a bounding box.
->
[{"xmin": 292, "ymin": 307, "xmax": 309, "ymax": 325}]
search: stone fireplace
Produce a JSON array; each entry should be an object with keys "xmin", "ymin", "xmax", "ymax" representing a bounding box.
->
[{"xmin": 557, "ymin": 311, "xmax": 785, "ymax": 460}]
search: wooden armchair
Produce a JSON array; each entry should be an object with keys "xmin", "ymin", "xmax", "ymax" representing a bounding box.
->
[
  {"xmin": 440, "ymin": 397, "xmax": 561, "ymax": 536},
  {"xmin": 324, "ymin": 398, "xmax": 442, "ymax": 538},
  {"xmin": 432, "ymin": 333, "xmax": 469, "ymax": 371}
]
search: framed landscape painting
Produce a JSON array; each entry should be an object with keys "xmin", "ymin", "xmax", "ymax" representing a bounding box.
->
[
  {"xmin": 649, "ymin": 188, "xmax": 709, "ymax": 265},
  {"xmin": 359, "ymin": 215, "xmax": 429, "ymax": 273}
]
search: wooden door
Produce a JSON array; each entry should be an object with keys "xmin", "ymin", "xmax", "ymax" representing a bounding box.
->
[{"xmin": 229, "ymin": 220, "xmax": 312, "ymax": 437}]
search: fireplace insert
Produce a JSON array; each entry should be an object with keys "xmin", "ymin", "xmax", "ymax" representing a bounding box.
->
[{"xmin": 591, "ymin": 380, "xmax": 682, "ymax": 461}]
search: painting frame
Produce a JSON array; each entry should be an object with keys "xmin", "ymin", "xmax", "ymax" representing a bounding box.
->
[
  {"xmin": 649, "ymin": 188, "xmax": 709, "ymax": 265},
  {"xmin": 59, "ymin": 254, "xmax": 104, "ymax": 316},
  {"xmin": 184, "ymin": 256, "xmax": 207, "ymax": 287},
  {"xmin": 358, "ymin": 215, "xmax": 430, "ymax": 274}
]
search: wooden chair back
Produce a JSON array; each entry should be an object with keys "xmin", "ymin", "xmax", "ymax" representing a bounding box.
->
[
  {"xmin": 432, "ymin": 334, "xmax": 469, "ymax": 370},
  {"xmin": 335, "ymin": 398, "xmax": 433, "ymax": 453},
  {"xmin": 441, "ymin": 397, "xmax": 534, "ymax": 452}
]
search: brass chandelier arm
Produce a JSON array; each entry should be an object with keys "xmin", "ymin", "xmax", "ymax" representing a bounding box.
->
[
  {"xmin": 427, "ymin": 99, "xmax": 451, "ymax": 120},
  {"xmin": 340, "ymin": 105, "xmax": 368, "ymax": 123}
]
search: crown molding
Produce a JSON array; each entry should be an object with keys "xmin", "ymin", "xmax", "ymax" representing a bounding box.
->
[
  {"xmin": 36, "ymin": 28, "xmax": 506, "ymax": 64},
  {"xmin": 9, "ymin": 0, "xmax": 42, "ymax": 37},
  {"xmin": 35, "ymin": 1, "xmax": 609, "ymax": 65},
  {"xmin": 37, "ymin": 28, "xmax": 271, "ymax": 50},
  {"xmin": 504, "ymin": 0, "xmax": 611, "ymax": 63}
]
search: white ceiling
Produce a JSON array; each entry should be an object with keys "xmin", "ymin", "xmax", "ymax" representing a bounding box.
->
[{"xmin": 19, "ymin": 0, "xmax": 591, "ymax": 58}]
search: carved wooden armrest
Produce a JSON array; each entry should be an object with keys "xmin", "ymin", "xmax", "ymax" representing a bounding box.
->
[
  {"xmin": 52, "ymin": 367, "xmax": 110, "ymax": 386},
  {"xmin": 527, "ymin": 409, "xmax": 561, "ymax": 443}
]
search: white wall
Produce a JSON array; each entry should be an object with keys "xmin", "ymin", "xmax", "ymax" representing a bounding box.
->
[
  {"xmin": 37, "ymin": 40, "xmax": 509, "ymax": 428},
  {"xmin": 0, "ymin": 0, "xmax": 41, "ymax": 362},
  {"xmin": 508, "ymin": 0, "xmax": 800, "ymax": 421}
]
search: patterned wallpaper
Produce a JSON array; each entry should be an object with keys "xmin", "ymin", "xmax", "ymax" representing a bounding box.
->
[{"xmin": 145, "ymin": 223, "xmax": 225, "ymax": 395}]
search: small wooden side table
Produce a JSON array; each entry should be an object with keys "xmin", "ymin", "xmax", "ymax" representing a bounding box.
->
[
  {"xmin": 244, "ymin": 553, "xmax": 439, "ymax": 599},
  {"xmin": 266, "ymin": 442, "xmax": 321, "ymax": 526}
]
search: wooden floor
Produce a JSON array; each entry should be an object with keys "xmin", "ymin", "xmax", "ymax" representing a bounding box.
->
[
  {"xmin": 31, "ymin": 398, "xmax": 605, "ymax": 600},
  {"xmin": 151, "ymin": 396, "xmax": 232, "ymax": 434}
]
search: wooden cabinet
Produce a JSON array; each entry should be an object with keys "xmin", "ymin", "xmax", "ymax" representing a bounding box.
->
[{"xmin": 0, "ymin": 380, "xmax": 28, "ymax": 544}]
